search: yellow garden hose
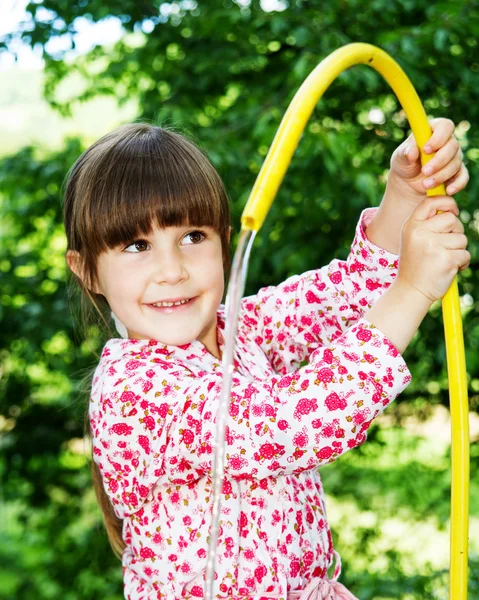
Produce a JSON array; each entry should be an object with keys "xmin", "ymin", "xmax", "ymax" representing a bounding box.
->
[{"xmin": 240, "ymin": 43, "xmax": 470, "ymax": 599}]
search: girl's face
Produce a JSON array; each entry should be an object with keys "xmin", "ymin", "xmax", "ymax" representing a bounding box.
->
[{"xmin": 88, "ymin": 224, "xmax": 229, "ymax": 358}]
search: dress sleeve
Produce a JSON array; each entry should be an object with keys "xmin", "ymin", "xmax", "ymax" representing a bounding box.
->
[
  {"xmin": 90, "ymin": 319, "xmax": 411, "ymax": 516},
  {"xmin": 240, "ymin": 207, "xmax": 401, "ymax": 374}
]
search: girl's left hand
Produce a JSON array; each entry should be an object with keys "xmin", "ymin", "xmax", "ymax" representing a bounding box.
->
[{"xmin": 389, "ymin": 117, "xmax": 469, "ymax": 201}]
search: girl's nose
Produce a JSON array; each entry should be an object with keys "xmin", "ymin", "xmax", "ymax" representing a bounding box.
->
[{"xmin": 152, "ymin": 250, "xmax": 188, "ymax": 285}]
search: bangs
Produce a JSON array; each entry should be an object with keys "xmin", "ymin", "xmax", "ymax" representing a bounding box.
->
[{"xmin": 74, "ymin": 125, "xmax": 229, "ymax": 255}]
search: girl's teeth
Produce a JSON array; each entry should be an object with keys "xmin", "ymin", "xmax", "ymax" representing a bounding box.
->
[{"xmin": 152, "ymin": 298, "xmax": 191, "ymax": 307}]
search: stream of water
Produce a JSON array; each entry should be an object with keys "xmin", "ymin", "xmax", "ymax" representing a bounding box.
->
[{"xmin": 204, "ymin": 227, "xmax": 257, "ymax": 600}]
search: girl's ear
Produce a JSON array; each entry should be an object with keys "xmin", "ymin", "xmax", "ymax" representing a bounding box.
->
[{"xmin": 66, "ymin": 250, "xmax": 102, "ymax": 295}]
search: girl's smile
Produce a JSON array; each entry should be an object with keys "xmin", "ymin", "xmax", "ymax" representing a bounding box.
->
[{"xmin": 146, "ymin": 295, "xmax": 197, "ymax": 313}]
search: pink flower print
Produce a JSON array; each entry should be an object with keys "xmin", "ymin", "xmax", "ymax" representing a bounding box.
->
[
  {"xmin": 278, "ymin": 375, "xmax": 293, "ymax": 388},
  {"xmin": 197, "ymin": 548, "xmax": 207, "ymax": 559},
  {"xmin": 305, "ymin": 290, "xmax": 321, "ymax": 304},
  {"xmin": 243, "ymin": 548, "xmax": 255, "ymax": 560},
  {"xmin": 323, "ymin": 349, "xmax": 334, "ymax": 364},
  {"xmin": 293, "ymin": 429, "xmax": 309, "ymax": 448},
  {"xmin": 258, "ymin": 442, "xmax": 276, "ymax": 460},
  {"xmin": 108, "ymin": 479, "xmax": 119, "ymax": 493},
  {"xmin": 284, "ymin": 281, "xmax": 299, "ymax": 292},
  {"xmin": 290, "ymin": 556, "xmax": 300, "ymax": 578},
  {"xmin": 142, "ymin": 381, "xmax": 153, "ymax": 394},
  {"xmin": 330, "ymin": 271, "xmax": 342, "ymax": 284},
  {"xmin": 317, "ymin": 446, "xmax": 334, "ymax": 460},
  {"xmin": 143, "ymin": 415, "xmax": 155, "ymax": 431},
  {"xmin": 180, "ymin": 561, "xmax": 193, "ymax": 575},
  {"xmin": 366, "ymin": 278, "xmax": 381, "ymax": 291},
  {"xmin": 177, "ymin": 457, "xmax": 192, "ymax": 472},
  {"xmin": 264, "ymin": 404, "xmax": 276, "ymax": 417},
  {"xmin": 255, "ymin": 564, "xmax": 267, "ymax": 583},
  {"xmin": 110, "ymin": 423, "xmax": 133, "ymax": 436},
  {"xmin": 140, "ymin": 546, "xmax": 155, "ymax": 560},
  {"xmin": 379, "ymin": 257, "xmax": 389, "ymax": 267},
  {"xmin": 169, "ymin": 491, "xmax": 181, "ymax": 506},
  {"xmin": 324, "ymin": 392, "xmax": 347, "ymax": 411},
  {"xmin": 311, "ymin": 418, "xmax": 322, "ymax": 429},
  {"xmin": 277, "ymin": 419, "xmax": 290, "ymax": 431},
  {"xmin": 191, "ymin": 585, "xmax": 204, "ymax": 597},
  {"xmin": 239, "ymin": 511, "xmax": 248, "ymax": 528},
  {"xmin": 225, "ymin": 537, "xmax": 234, "ymax": 549},
  {"xmin": 125, "ymin": 359, "xmax": 143, "ymax": 371},
  {"xmin": 271, "ymin": 509, "xmax": 281, "ymax": 525},
  {"xmin": 138, "ymin": 484, "xmax": 149, "ymax": 498},
  {"xmin": 138, "ymin": 435, "xmax": 151, "ymax": 455},
  {"xmin": 181, "ymin": 429, "xmax": 195, "ymax": 445},
  {"xmin": 301, "ymin": 315, "xmax": 313, "ymax": 327},
  {"xmin": 356, "ymin": 327, "xmax": 373, "ymax": 342},
  {"xmin": 154, "ymin": 347, "xmax": 170, "ymax": 356},
  {"xmin": 293, "ymin": 397, "xmax": 318, "ymax": 421},
  {"xmin": 228, "ymin": 454, "xmax": 248, "ymax": 471},
  {"xmin": 352, "ymin": 408, "xmax": 370, "ymax": 425},
  {"xmin": 222, "ymin": 480, "xmax": 232, "ymax": 495},
  {"xmin": 152, "ymin": 532, "xmax": 164, "ymax": 544},
  {"xmin": 168, "ymin": 554, "xmax": 178, "ymax": 562},
  {"xmin": 303, "ymin": 549, "xmax": 314, "ymax": 567},
  {"xmin": 317, "ymin": 368, "xmax": 334, "ymax": 384},
  {"xmin": 338, "ymin": 365, "xmax": 348, "ymax": 375},
  {"xmin": 321, "ymin": 423, "xmax": 334, "ymax": 438},
  {"xmin": 364, "ymin": 353, "xmax": 376, "ymax": 364},
  {"xmin": 124, "ymin": 491, "xmax": 138, "ymax": 507},
  {"xmin": 145, "ymin": 369, "xmax": 155, "ymax": 378},
  {"xmin": 156, "ymin": 403, "xmax": 170, "ymax": 418},
  {"xmin": 120, "ymin": 390, "xmax": 136, "ymax": 403},
  {"xmin": 229, "ymin": 402, "xmax": 240, "ymax": 417}
]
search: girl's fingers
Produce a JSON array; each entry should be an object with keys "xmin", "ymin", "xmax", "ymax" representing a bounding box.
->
[
  {"xmin": 423, "ymin": 118, "xmax": 456, "ymax": 154},
  {"xmin": 414, "ymin": 195, "xmax": 459, "ymax": 221},
  {"xmin": 426, "ymin": 211, "xmax": 462, "ymax": 233},
  {"xmin": 442, "ymin": 233, "xmax": 468, "ymax": 250},
  {"xmin": 422, "ymin": 136, "xmax": 461, "ymax": 176},
  {"xmin": 423, "ymin": 151, "xmax": 463, "ymax": 190},
  {"xmin": 446, "ymin": 163, "xmax": 470, "ymax": 195}
]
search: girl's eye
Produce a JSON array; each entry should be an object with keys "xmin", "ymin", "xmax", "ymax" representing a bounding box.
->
[
  {"xmin": 183, "ymin": 230, "xmax": 206, "ymax": 245},
  {"xmin": 124, "ymin": 240, "xmax": 150, "ymax": 253}
]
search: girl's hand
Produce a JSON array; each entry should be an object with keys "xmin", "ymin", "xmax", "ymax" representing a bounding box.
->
[
  {"xmin": 388, "ymin": 117, "xmax": 469, "ymax": 202},
  {"xmin": 398, "ymin": 195, "xmax": 470, "ymax": 303}
]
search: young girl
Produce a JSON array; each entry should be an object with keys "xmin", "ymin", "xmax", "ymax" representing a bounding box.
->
[{"xmin": 64, "ymin": 121, "xmax": 469, "ymax": 600}]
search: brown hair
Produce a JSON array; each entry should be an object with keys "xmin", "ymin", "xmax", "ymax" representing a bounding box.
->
[{"xmin": 63, "ymin": 122, "xmax": 232, "ymax": 559}]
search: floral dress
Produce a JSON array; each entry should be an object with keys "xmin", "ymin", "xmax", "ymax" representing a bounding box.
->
[{"xmin": 89, "ymin": 207, "xmax": 412, "ymax": 600}]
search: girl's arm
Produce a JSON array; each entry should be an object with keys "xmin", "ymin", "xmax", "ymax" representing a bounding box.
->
[
  {"xmin": 240, "ymin": 206, "xmax": 400, "ymax": 375},
  {"xmin": 90, "ymin": 316, "xmax": 411, "ymax": 517}
]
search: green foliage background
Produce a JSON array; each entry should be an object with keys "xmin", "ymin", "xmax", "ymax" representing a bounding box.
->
[{"xmin": 1, "ymin": 1, "xmax": 478, "ymax": 598}]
